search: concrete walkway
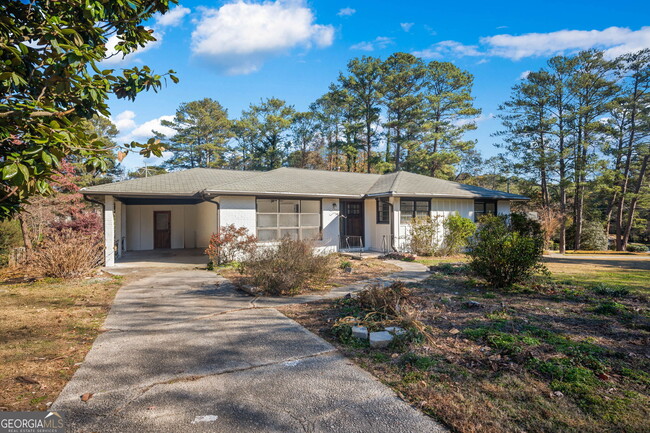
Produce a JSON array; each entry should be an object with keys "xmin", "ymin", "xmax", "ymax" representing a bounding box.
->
[{"xmin": 52, "ymin": 262, "xmax": 446, "ymax": 432}]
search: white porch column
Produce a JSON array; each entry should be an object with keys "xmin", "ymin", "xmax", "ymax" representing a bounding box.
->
[
  {"xmin": 104, "ymin": 195, "xmax": 115, "ymax": 266},
  {"xmin": 115, "ymin": 200, "xmax": 122, "ymax": 258}
]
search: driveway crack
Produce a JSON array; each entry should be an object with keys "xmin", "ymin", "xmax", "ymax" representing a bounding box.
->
[{"xmin": 110, "ymin": 349, "xmax": 338, "ymax": 414}]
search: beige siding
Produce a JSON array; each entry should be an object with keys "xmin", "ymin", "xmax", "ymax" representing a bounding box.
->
[{"xmin": 125, "ymin": 204, "xmax": 193, "ymax": 250}]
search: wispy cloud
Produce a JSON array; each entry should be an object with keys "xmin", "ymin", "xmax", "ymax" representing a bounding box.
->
[
  {"xmin": 519, "ymin": 70, "xmax": 531, "ymax": 80},
  {"xmin": 400, "ymin": 22, "xmax": 414, "ymax": 32},
  {"xmin": 337, "ymin": 7, "xmax": 356, "ymax": 17},
  {"xmin": 155, "ymin": 6, "xmax": 191, "ymax": 27},
  {"xmin": 102, "ymin": 30, "xmax": 162, "ymax": 65},
  {"xmin": 191, "ymin": 0, "xmax": 334, "ymax": 75},
  {"xmin": 350, "ymin": 36, "xmax": 394, "ymax": 52},
  {"xmin": 414, "ymin": 26, "xmax": 650, "ymax": 60},
  {"xmin": 112, "ymin": 111, "xmax": 175, "ymax": 144}
]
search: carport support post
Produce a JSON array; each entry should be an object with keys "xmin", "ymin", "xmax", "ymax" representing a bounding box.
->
[{"xmin": 104, "ymin": 195, "xmax": 115, "ymax": 266}]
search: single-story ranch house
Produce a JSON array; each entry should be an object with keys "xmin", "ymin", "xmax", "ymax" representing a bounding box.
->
[{"xmin": 81, "ymin": 167, "xmax": 528, "ymax": 266}]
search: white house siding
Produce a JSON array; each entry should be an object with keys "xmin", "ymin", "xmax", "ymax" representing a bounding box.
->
[
  {"xmin": 104, "ymin": 196, "xmax": 115, "ymax": 266},
  {"xmin": 125, "ymin": 204, "xmax": 195, "ymax": 250},
  {"xmin": 364, "ymin": 198, "xmax": 391, "ymax": 253},
  {"xmin": 497, "ymin": 200, "xmax": 511, "ymax": 215},
  {"xmin": 319, "ymin": 198, "xmax": 339, "ymax": 254},
  {"xmin": 196, "ymin": 200, "xmax": 218, "ymax": 248},
  {"xmin": 219, "ymin": 195, "xmax": 255, "ymax": 234},
  {"xmin": 395, "ymin": 197, "xmax": 475, "ymax": 252}
]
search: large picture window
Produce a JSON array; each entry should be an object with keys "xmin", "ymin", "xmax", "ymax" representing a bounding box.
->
[
  {"xmin": 400, "ymin": 199, "xmax": 430, "ymax": 224},
  {"xmin": 256, "ymin": 199, "xmax": 321, "ymax": 242},
  {"xmin": 474, "ymin": 200, "xmax": 497, "ymax": 221}
]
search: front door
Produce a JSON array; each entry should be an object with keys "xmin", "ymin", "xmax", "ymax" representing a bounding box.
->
[
  {"xmin": 154, "ymin": 211, "xmax": 171, "ymax": 249},
  {"xmin": 340, "ymin": 200, "xmax": 364, "ymax": 249}
]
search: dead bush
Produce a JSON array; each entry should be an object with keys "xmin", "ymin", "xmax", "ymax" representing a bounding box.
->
[
  {"xmin": 30, "ymin": 230, "xmax": 103, "ymax": 278},
  {"xmin": 243, "ymin": 238, "xmax": 335, "ymax": 295},
  {"xmin": 355, "ymin": 281, "xmax": 413, "ymax": 318}
]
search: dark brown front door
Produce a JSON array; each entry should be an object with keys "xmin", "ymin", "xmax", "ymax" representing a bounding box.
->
[
  {"xmin": 340, "ymin": 200, "xmax": 364, "ymax": 248},
  {"xmin": 154, "ymin": 211, "xmax": 171, "ymax": 249}
]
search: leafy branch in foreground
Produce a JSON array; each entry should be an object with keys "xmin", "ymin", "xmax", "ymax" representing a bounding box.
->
[{"xmin": 0, "ymin": 0, "xmax": 179, "ymax": 219}]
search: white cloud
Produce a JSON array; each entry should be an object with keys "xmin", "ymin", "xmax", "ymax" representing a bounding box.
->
[
  {"xmin": 155, "ymin": 6, "xmax": 191, "ymax": 27},
  {"xmin": 191, "ymin": 0, "xmax": 335, "ymax": 75},
  {"xmin": 400, "ymin": 22, "xmax": 414, "ymax": 32},
  {"xmin": 115, "ymin": 113, "xmax": 176, "ymax": 145},
  {"xmin": 111, "ymin": 110, "xmax": 137, "ymax": 132},
  {"xmin": 413, "ymin": 40, "xmax": 482, "ymax": 58},
  {"xmin": 338, "ymin": 7, "xmax": 356, "ymax": 17},
  {"xmin": 414, "ymin": 26, "xmax": 650, "ymax": 61},
  {"xmin": 103, "ymin": 30, "xmax": 162, "ymax": 65},
  {"xmin": 350, "ymin": 36, "xmax": 394, "ymax": 51},
  {"xmin": 519, "ymin": 70, "xmax": 531, "ymax": 80},
  {"xmin": 455, "ymin": 113, "xmax": 494, "ymax": 127},
  {"xmin": 483, "ymin": 26, "xmax": 650, "ymax": 59}
]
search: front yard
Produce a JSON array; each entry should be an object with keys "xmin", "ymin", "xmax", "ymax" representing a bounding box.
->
[
  {"xmin": 0, "ymin": 273, "xmax": 123, "ymax": 411},
  {"xmin": 282, "ymin": 254, "xmax": 650, "ymax": 433}
]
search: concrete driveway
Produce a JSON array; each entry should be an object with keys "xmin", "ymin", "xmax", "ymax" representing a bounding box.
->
[{"xmin": 52, "ymin": 266, "xmax": 446, "ymax": 432}]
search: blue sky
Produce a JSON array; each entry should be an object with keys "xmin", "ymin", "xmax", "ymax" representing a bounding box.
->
[{"xmin": 105, "ymin": 0, "xmax": 650, "ymax": 171}]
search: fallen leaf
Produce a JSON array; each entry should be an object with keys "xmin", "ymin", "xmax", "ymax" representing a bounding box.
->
[
  {"xmin": 449, "ymin": 328, "xmax": 460, "ymax": 335},
  {"xmin": 597, "ymin": 373, "xmax": 610, "ymax": 381},
  {"xmin": 81, "ymin": 393, "xmax": 93, "ymax": 402}
]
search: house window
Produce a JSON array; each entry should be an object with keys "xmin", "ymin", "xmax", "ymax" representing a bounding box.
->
[
  {"xmin": 376, "ymin": 199, "xmax": 390, "ymax": 224},
  {"xmin": 256, "ymin": 199, "xmax": 321, "ymax": 242},
  {"xmin": 400, "ymin": 199, "xmax": 430, "ymax": 224},
  {"xmin": 474, "ymin": 200, "xmax": 497, "ymax": 221}
]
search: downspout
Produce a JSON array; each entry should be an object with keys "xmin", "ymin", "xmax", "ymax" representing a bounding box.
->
[
  {"xmin": 387, "ymin": 200, "xmax": 397, "ymax": 252},
  {"xmin": 201, "ymin": 193, "xmax": 220, "ymax": 235},
  {"xmin": 83, "ymin": 195, "xmax": 106, "ymax": 266}
]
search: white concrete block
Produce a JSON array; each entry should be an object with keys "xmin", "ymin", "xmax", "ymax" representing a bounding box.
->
[
  {"xmin": 369, "ymin": 331, "xmax": 393, "ymax": 348},
  {"xmin": 351, "ymin": 326, "xmax": 368, "ymax": 340}
]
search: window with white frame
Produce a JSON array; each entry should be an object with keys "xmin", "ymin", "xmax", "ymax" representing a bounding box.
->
[{"xmin": 256, "ymin": 199, "xmax": 321, "ymax": 242}]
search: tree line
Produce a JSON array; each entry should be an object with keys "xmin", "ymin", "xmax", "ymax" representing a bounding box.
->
[
  {"xmin": 153, "ymin": 53, "xmax": 481, "ymax": 179},
  {"xmin": 115, "ymin": 50, "xmax": 649, "ymax": 251},
  {"xmin": 496, "ymin": 49, "xmax": 649, "ymax": 252}
]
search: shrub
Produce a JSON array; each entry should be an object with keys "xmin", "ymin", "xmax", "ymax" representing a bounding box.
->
[
  {"xmin": 441, "ymin": 213, "xmax": 476, "ymax": 255},
  {"xmin": 626, "ymin": 243, "xmax": 648, "ymax": 253},
  {"xmin": 355, "ymin": 281, "xmax": 413, "ymax": 319},
  {"xmin": 30, "ymin": 230, "xmax": 103, "ymax": 278},
  {"xmin": 0, "ymin": 219, "xmax": 23, "ymax": 266},
  {"xmin": 243, "ymin": 238, "xmax": 335, "ymax": 295},
  {"xmin": 408, "ymin": 216, "xmax": 442, "ymax": 256},
  {"xmin": 467, "ymin": 214, "xmax": 546, "ymax": 288},
  {"xmin": 382, "ymin": 252, "xmax": 416, "ymax": 261},
  {"xmin": 205, "ymin": 224, "xmax": 257, "ymax": 265},
  {"xmin": 579, "ymin": 220, "xmax": 609, "ymax": 251}
]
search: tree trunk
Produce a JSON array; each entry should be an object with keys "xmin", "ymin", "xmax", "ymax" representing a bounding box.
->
[
  {"xmin": 18, "ymin": 215, "xmax": 33, "ymax": 259},
  {"xmin": 622, "ymin": 153, "xmax": 649, "ymax": 249}
]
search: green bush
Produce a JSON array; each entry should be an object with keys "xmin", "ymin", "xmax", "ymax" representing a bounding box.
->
[
  {"xmin": 626, "ymin": 243, "xmax": 648, "ymax": 252},
  {"xmin": 441, "ymin": 213, "xmax": 476, "ymax": 255},
  {"xmin": 408, "ymin": 216, "xmax": 441, "ymax": 256},
  {"xmin": 568, "ymin": 220, "xmax": 608, "ymax": 251},
  {"xmin": 580, "ymin": 220, "xmax": 609, "ymax": 251},
  {"xmin": 467, "ymin": 214, "xmax": 546, "ymax": 288},
  {"xmin": 243, "ymin": 238, "xmax": 335, "ymax": 295},
  {"xmin": 0, "ymin": 219, "xmax": 23, "ymax": 266}
]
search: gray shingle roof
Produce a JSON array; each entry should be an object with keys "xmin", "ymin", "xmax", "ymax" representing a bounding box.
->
[
  {"xmin": 80, "ymin": 168, "xmax": 259, "ymax": 196},
  {"xmin": 81, "ymin": 167, "xmax": 528, "ymax": 200}
]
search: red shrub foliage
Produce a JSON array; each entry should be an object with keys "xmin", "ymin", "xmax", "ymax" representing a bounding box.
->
[{"xmin": 205, "ymin": 224, "xmax": 257, "ymax": 265}]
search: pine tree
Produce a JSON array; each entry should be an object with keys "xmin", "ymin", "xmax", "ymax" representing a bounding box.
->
[
  {"xmin": 235, "ymin": 98, "xmax": 296, "ymax": 170},
  {"xmin": 161, "ymin": 98, "xmax": 232, "ymax": 170}
]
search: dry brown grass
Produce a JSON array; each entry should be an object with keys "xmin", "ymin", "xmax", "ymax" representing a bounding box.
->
[
  {"xmin": 0, "ymin": 272, "xmax": 122, "ymax": 411},
  {"xmin": 282, "ymin": 258, "xmax": 650, "ymax": 433}
]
